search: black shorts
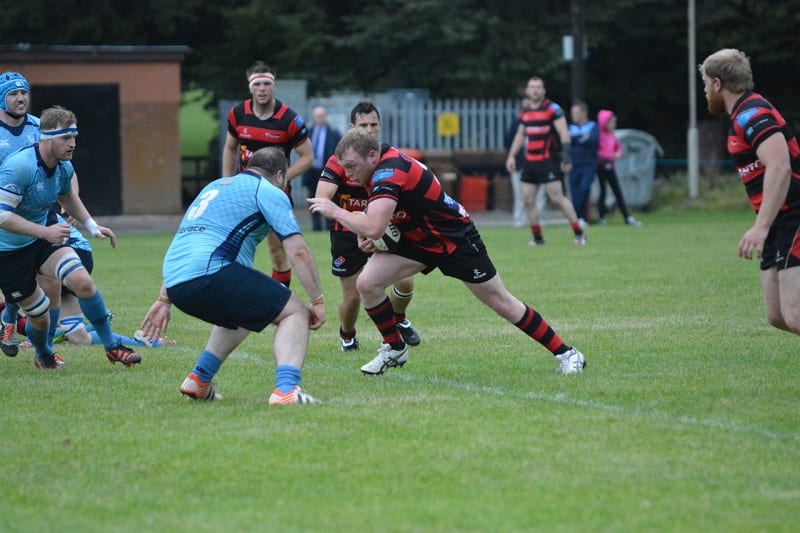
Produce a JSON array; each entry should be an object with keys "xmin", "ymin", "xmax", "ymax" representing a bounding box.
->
[
  {"xmin": 761, "ymin": 214, "xmax": 800, "ymax": 271},
  {"xmin": 330, "ymin": 231, "xmax": 370, "ymax": 278},
  {"xmin": 521, "ymin": 159, "xmax": 563, "ymax": 185},
  {"xmin": 393, "ymin": 225, "xmax": 497, "ymax": 283},
  {"xmin": 0, "ymin": 239, "xmax": 70, "ymax": 303},
  {"xmin": 166, "ymin": 263, "xmax": 292, "ymax": 332}
]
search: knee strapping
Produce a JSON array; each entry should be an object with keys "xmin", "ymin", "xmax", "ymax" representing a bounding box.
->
[
  {"xmin": 55, "ymin": 255, "xmax": 84, "ymax": 284},
  {"xmin": 59, "ymin": 316, "xmax": 86, "ymax": 337},
  {"xmin": 392, "ymin": 286, "xmax": 414, "ymax": 299},
  {"xmin": 23, "ymin": 293, "xmax": 50, "ymax": 318}
]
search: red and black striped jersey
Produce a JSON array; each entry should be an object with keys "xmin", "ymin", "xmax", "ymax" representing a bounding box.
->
[
  {"xmin": 369, "ymin": 144, "xmax": 474, "ymax": 255},
  {"xmin": 226, "ymin": 98, "xmax": 309, "ymax": 171},
  {"xmin": 519, "ymin": 99, "xmax": 565, "ymax": 162},
  {"xmin": 728, "ymin": 92, "xmax": 800, "ymax": 215},
  {"xmin": 319, "ymin": 154, "xmax": 370, "ymax": 233}
]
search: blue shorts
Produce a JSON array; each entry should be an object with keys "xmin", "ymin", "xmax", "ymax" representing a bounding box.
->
[{"xmin": 167, "ymin": 263, "xmax": 292, "ymax": 332}]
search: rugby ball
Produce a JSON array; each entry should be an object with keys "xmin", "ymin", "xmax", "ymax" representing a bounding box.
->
[{"xmin": 371, "ymin": 222, "xmax": 402, "ymax": 252}]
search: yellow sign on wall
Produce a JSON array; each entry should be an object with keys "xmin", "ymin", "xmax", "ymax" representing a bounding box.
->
[{"xmin": 437, "ymin": 113, "xmax": 460, "ymax": 136}]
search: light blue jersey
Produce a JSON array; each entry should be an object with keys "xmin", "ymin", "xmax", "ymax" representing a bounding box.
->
[
  {"xmin": 0, "ymin": 144, "xmax": 73, "ymax": 251},
  {"xmin": 0, "ymin": 114, "xmax": 39, "ymax": 163},
  {"xmin": 163, "ymin": 170, "xmax": 302, "ymax": 287}
]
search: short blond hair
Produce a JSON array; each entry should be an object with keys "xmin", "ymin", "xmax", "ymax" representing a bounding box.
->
[
  {"xmin": 335, "ymin": 127, "xmax": 379, "ymax": 159},
  {"xmin": 699, "ymin": 48, "xmax": 754, "ymax": 93},
  {"xmin": 40, "ymin": 105, "xmax": 77, "ymax": 131}
]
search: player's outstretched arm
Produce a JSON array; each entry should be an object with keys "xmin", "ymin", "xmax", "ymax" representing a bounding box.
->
[
  {"xmin": 141, "ymin": 283, "xmax": 172, "ymax": 341},
  {"xmin": 0, "ymin": 211, "xmax": 71, "ymax": 244},
  {"xmin": 58, "ymin": 189, "xmax": 117, "ymax": 247},
  {"xmin": 308, "ymin": 196, "xmax": 395, "ymax": 240},
  {"xmin": 281, "ymin": 234, "xmax": 326, "ymax": 330}
]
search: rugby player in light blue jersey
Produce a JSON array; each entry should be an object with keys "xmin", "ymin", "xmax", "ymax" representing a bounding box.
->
[
  {"xmin": 0, "ymin": 71, "xmax": 45, "ymax": 357},
  {"xmin": 0, "ymin": 71, "xmax": 39, "ymax": 162},
  {"xmin": 140, "ymin": 147, "xmax": 326, "ymax": 405},
  {"xmin": 0, "ymin": 106, "xmax": 141, "ymax": 370}
]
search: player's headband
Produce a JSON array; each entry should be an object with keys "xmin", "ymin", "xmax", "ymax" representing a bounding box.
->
[
  {"xmin": 248, "ymin": 72, "xmax": 275, "ymax": 91},
  {"xmin": 39, "ymin": 124, "xmax": 78, "ymax": 140}
]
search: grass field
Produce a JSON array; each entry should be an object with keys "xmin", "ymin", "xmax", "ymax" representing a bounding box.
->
[{"xmin": 1, "ymin": 209, "xmax": 798, "ymax": 532}]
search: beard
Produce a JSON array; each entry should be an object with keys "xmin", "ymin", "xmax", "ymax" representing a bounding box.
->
[
  {"xmin": 706, "ymin": 90, "xmax": 726, "ymax": 116},
  {"xmin": 6, "ymin": 110, "xmax": 26, "ymax": 120}
]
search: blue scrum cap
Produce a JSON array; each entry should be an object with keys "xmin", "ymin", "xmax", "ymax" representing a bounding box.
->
[{"xmin": 0, "ymin": 72, "xmax": 30, "ymax": 112}]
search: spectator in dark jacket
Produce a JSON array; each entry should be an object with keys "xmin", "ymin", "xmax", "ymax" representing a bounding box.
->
[
  {"xmin": 303, "ymin": 106, "xmax": 342, "ymax": 231},
  {"xmin": 568, "ymin": 100, "xmax": 599, "ymax": 227}
]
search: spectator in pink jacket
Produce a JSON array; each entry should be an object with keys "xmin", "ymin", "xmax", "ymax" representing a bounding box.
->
[{"xmin": 597, "ymin": 110, "xmax": 642, "ymax": 226}]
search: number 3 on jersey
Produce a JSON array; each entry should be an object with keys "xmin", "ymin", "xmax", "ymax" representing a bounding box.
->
[{"xmin": 187, "ymin": 189, "xmax": 220, "ymax": 220}]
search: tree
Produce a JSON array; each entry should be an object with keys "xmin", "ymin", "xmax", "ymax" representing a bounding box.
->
[
  {"xmin": 184, "ymin": 0, "xmax": 330, "ymax": 99},
  {"xmin": 333, "ymin": 0, "xmax": 571, "ymax": 98}
]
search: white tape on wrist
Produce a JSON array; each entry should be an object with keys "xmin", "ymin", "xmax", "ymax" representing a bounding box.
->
[{"xmin": 84, "ymin": 217, "xmax": 101, "ymax": 236}]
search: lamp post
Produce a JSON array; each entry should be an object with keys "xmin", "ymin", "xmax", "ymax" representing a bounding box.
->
[
  {"xmin": 687, "ymin": 0, "xmax": 699, "ymax": 199},
  {"xmin": 570, "ymin": 0, "xmax": 586, "ymax": 103}
]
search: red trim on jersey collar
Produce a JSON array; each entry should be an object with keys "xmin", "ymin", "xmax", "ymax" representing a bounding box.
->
[{"xmin": 243, "ymin": 99, "xmax": 287, "ymax": 119}]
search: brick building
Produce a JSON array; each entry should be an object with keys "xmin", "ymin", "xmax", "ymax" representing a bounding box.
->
[{"xmin": 0, "ymin": 45, "xmax": 190, "ymax": 215}]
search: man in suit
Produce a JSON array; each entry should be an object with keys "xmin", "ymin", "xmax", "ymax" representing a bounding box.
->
[{"xmin": 303, "ymin": 106, "xmax": 342, "ymax": 231}]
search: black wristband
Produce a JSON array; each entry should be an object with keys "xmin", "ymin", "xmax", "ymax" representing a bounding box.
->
[{"xmin": 561, "ymin": 147, "xmax": 572, "ymax": 165}]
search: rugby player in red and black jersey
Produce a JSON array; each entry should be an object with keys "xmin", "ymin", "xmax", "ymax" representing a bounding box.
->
[
  {"xmin": 506, "ymin": 76, "xmax": 586, "ymax": 246},
  {"xmin": 222, "ymin": 61, "xmax": 313, "ymax": 288},
  {"xmin": 701, "ymin": 48, "xmax": 800, "ymax": 336},
  {"xmin": 308, "ymin": 128, "xmax": 587, "ymax": 376},
  {"xmin": 314, "ymin": 102, "xmax": 421, "ymax": 354}
]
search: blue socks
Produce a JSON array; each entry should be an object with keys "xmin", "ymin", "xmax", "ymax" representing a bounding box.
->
[
  {"xmin": 89, "ymin": 331, "xmax": 141, "ymax": 347},
  {"xmin": 25, "ymin": 320, "xmax": 50, "ymax": 357},
  {"xmin": 79, "ymin": 291, "xmax": 118, "ymax": 349},
  {"xmin": 48, "ymin": 308, "xmax": 60, "ymax": 346},
  {"xmin": 192, "ymin": 356, "xmax": 299, "ymax": 391},
  {"xmin": 2, "ymin": 302, "xmax": 19, "ymax": 325},
  {"xmin": 192, "ymin": 350, "xmax": 222, "ymax": 383},
  {"xmin": 275, "ymin": 364, "xmax": 301, "ymax": 393}
]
